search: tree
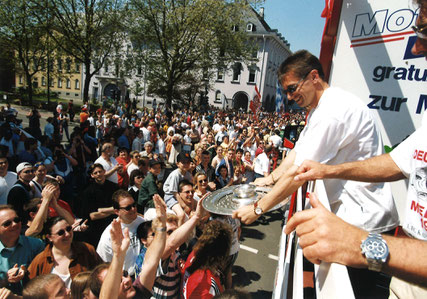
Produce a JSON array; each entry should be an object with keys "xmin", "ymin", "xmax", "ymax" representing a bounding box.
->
[
  {"xmin": 42, "ymin": 0, "xmax": 126, "ymax": 102},
  {"xmin": 127, "ymin": 0, "xmax": 257, "ymax": 110},
  {"xmin": 0, "ymin": 0, "xmax": 50, "ymax": 105}
]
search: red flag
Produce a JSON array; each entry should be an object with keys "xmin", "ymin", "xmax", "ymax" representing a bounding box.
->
[{"xmin": 283, "ymin": 138, "xmax": 295, "ymax": 149}]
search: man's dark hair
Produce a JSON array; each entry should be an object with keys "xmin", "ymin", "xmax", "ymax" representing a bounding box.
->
[
  {"xmin": 88, "ymin": 163, "xmax": 104, "ymax": 175},
  {"xmin": 264, "ymin": 144, "xmax": 273, "ymax": 153},
  {"xmin": 201, "ymin": 150, "xmax": 211, "ymax": 157},
  {"xmin": 277, "ymin": 50, "xmax": 325, "ymax": 84},
  {"xmin": 236, "ymin": 148, "xmax": 244, "ymax": 154},
  {"xmin": 112, "ymin": 189, "xmax": 132, "ymax": 209},
  {"xmin": 178, "ymin": 179, "xmax": 193, "ymax": 193}
]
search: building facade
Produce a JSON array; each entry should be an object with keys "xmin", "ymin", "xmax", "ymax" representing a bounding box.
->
[
  {"xmin": 15, "ymin": 57, "xmax": 83, "ymax": 101},
  {"xmin": 208, "ymin": 8, "xmax": 292, "ymax": 112}
]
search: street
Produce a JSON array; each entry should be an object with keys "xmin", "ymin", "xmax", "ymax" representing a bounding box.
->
[{"xmin": 233, "ymin": 209, "xmax": 285, "ymax": 297}]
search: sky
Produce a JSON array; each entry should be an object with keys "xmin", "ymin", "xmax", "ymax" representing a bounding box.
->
[{"xmin": 261, "ymin": 0, "xmax": 326, "ymax": 56}]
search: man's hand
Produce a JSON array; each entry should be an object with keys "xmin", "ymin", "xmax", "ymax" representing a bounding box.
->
[
  {"xmin": 153, "ymin": 194, "xmax": 167, "ymax": 227},
  {"xmin": 293, "ymin": 160, "xmax": 329, "ymax": 182},
  {"xmin": 232, "ymin": 204, "xmax": 259, "ymax": 225},
  {"xmin": 7, "ymin": 264, "xmax": 26, "ymax": 284},
  {"xmin": 208, "ymin": 182, "xmax": 216, "ymax": 191},
  {"xmin": 194, "ymin": 195, "xmax": 209, "ymax": 220},
  {"xmin": 41, "ymin": 184, "xmax": 56, "ymax": 203},
  {"xmin": 285, "ymin": 193, "xmax": 367, "ymax": 267},
  {"xmin": 254, "ymin": 175, "xmax": 274, "ymax": 187},
  {"xmin": 110, "ymin": 219, "xmax": 130, "ymax": 257}
]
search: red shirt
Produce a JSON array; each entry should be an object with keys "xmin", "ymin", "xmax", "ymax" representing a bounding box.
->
[{"xmin": 182, "ymin": 251, "xmax": 224, "ymax": 299}]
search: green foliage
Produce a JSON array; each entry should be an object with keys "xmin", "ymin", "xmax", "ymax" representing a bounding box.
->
[
  {"xmin": 0, "ymin": 0, "xmax": 52, "ymax": 104},
  {"xmin": 45, "ymin": 0, "xmax": 127, "ymax": 101},
  {"xmin": 127, "ymin": 0, "xmax": 257, "ymax": 109}
]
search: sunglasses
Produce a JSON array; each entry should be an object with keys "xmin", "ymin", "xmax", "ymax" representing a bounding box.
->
[
  {"xmin": 23, "ymin": 169, "xmax": 35, "ymax": 174},
  {"xmin": 282, "ymin": 71, "xmax": 311, "ymax": 95},
  {"xmin": 119, "ymin": 202, "xmax": 136, "ymax": 211},
  {"xmin": 198, "ymin": 179, "xmax": 207, "ymax": 183},
  {"xmin": 2, "ymin": 217, "xmax": 21, "ymax": 228},
  {"xmin": 54, "ymin": 225, "xmax": 72, "ymax": 236},
  {"xmin": 412, "ymin": 23, "xmax": 427, "ymax": 40},
  {"xmin": 135, "ymin": 176, "xmax": 143, "ymax": 179},
  {"xmin": 181, "ymin": 190, "xmax": 194, "ymax": 194}
]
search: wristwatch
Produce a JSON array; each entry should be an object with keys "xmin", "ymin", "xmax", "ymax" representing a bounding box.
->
[
  {"xmin": 360, "ymin": 233, "xmax": 389, "ymax": 272},
  {"xmin": 254, "ymin": 200, "xmax": 264, "ymax": 216}
]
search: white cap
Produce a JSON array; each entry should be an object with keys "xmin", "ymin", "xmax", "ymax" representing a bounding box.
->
[{"xmin": 16, "ymin": 162, "xmax": 33, "ymax": 174}]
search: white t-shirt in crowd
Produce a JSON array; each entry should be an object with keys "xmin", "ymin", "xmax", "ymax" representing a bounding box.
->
[
  {"xmin": 97, "ymin": 216, "xmax": 145, "ymax": 276},
  {"xmin": 270, "ymin": 134, "xmax": 282, "ymax": 148},
  {"xmin": 293, "ymin": 87, "xmax": 398, "ymax": 233},
  {"xmin": 254, "ymin": 152, "xmax": 270, "ymax": 176},
  {"xmin": 127, "ymin": 163, "xmax": 139, "ymax": 177},
  {"xmin": 390, "ymin": 112, "xmax": 427, "ymax": 240},
  {"xmin": 95, "ymin": 156, "xmax": 119, "ymax": 184},
  {"xmin": 0, "ymin": 172, "xmax": 17, "ymax": 205}
]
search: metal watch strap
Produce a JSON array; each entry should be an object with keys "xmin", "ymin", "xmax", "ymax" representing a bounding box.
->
[{"xmin": 361, "ymin": 233, "xmax": 389, "ymax": 272}]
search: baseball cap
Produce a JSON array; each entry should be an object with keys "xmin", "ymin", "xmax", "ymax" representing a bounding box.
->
[{"xmin": 16, "ymin": 162, "xmax": 33, "ymax": 174}]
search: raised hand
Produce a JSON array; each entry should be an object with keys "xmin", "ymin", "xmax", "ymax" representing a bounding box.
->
[{"xmin": 110, "ymin": 219, "xmax": 130, "ymax": 257}]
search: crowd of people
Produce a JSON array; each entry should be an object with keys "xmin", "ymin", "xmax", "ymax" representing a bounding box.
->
[{"xmin": 0, "ymin": 84, "xmax": 305, "ymax": 298}]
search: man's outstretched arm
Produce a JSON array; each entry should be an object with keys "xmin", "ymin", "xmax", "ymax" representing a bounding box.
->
[
  {"xmin": 286, "ymin": 193, "xmax": 427, "ymax": 286},
  {"xmin": 294, "ymin": 154, "xmax": 405, "ymax": 183},
  {"xmin": 233, "ymin": 150, "xmax": 303, "ymax": 224}
]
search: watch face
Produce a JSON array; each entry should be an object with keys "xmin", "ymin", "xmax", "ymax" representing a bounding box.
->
[
  {"xmin": 255, "ymin": 207, "xmax": 263, "ymax": 215},
  {"xmin": 363, "ymin": 238, "xmax": 388, "ymax": 259}
]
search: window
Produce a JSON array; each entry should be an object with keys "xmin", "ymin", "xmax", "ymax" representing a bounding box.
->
[
  {"xmin": 75, "ymin": 60, "xmax": 80, "ymax": 73},
  {"xmin": 19, "ymin": 76, "xmax": 23, "ymax": 84},
  {"xmin": 115, "ymin": 64, "xmax": 119, "ymax": 76},
  {"xmin": 49, "ymin": 79, "xmax": 54, "ymax": 87},
  {"xmin": 232, "ymin": 25, "xmax": 239, "ymax": 32},
  {"xmin": 214, "ymin": 90, "xmax": 222, "ymax": 103},
  {"xmin": 246, "ymin": 23, "xmax": 256, "ymax": 32},
  {"xmin": 105, "ymin": 63, "xmax": 109, "ymax": 74},
  {"xmin": 248, "ymin": 66, "xmax": 256, "ymax": 83},
  {"xmin": 137, "ymin": 66, "xmax": 142, "ymax": 76},
  {"xmin": 66, "ymin": 79, "xmax": 71, "ymax": 89},
  {"xmin": 41, "ymin": 77, "xmax": 46, "ymax": 86},
  {"xmin": 75, "ymin": 79, "xmax": 80, "ymax": 89},
  {"xmin": 66, "ymin": 58, "xmax": 71, "ymax": 72},
  {"xmin": 217, "ymin": 69, "xmax": 224, "ymax": 82},
  {"xmin": 58, "ymin": 79, "xmax": 62, "ymax": 88},
  {"xmin": 232, "ymin": 63, "xmax": 241, "ymax": 82},
  {"xmin": 57, "ymin": 59, "xmax": 62, "ymax": 71}
]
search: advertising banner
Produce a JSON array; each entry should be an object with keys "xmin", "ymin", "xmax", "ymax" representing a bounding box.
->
[{"xmin": 329, "ymin": 0, "xmax": 425, "ymax": 147}]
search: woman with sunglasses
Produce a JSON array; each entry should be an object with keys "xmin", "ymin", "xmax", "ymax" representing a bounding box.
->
[
  {"xmin": 27, "ymin": 216, "xmax": 103, "ymax": 288},
  {"xmin": 128, "ymin": 169, "xmax": 144, "ymax": 203},
  {"xmin": 193, "ymin": 172, "xmax": 210, "ymax": 202}
]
